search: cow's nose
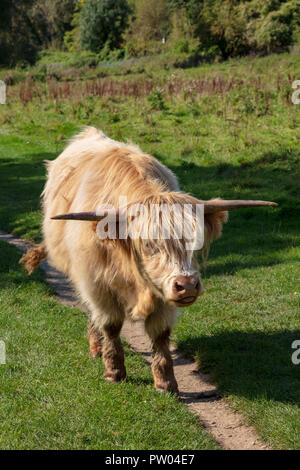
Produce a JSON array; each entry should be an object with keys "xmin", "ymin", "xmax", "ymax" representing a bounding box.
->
[{"xmin": 172, "ymin": 275, "xmax": 201, "ymax": 298}]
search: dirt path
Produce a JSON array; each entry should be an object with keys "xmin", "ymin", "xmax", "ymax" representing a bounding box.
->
[{"xmin": 0, "ymin": 229, "xmax": 270, "ymax": 450}]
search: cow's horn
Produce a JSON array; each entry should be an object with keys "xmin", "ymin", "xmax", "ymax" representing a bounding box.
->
[
  {"xmin": 51, "ymin": 211, "xmax": 116, "ymax": 221},
  {"xmin": 51, "ymin": 202, "xmax": 140, "ymax": 221},
  {"xmin": 200, "ymin": 200, "xmax": 278, "ymax": 214}
]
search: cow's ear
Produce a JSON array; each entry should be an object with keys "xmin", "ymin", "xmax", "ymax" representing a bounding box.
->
[
  {"xmin": 201, "ymin": 211, "xmax": 228, "ymax": 265},
  {"xmin": 204, "ymin": 210, "xmax": 228, "ymax": 244}
]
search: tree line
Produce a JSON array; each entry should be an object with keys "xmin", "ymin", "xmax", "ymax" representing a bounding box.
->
[{"xmin": 1, "ymin": 0, "xmax": 300, "ymax": 67}]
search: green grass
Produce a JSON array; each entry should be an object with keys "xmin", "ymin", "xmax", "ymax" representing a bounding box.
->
[
  {"xmin": 0, "ymin": 241, "xmax": 218, "ymax": 450},
  {"xmin": 0, "ymin": 50, "xmax": 300, "ymax": 449}
]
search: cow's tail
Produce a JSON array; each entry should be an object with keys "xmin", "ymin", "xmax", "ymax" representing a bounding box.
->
[{"xmin": 19, "ymin": 243, "xmax": 47, "ymax": 275}]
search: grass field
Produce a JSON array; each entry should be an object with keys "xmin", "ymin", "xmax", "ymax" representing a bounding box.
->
[{"xmin": 0, "ymin": 51, "xmax": 299, "ymax": 449}]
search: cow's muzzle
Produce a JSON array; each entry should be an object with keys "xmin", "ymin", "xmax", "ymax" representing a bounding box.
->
[{"xmin": 170, "ymin": 275, "xmax": 202, "ymax": 306}]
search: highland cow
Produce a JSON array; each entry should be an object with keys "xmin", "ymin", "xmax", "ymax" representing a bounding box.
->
[{"xmin": 20, "ymin": 127, "xmax": 277, "ymax": 394}]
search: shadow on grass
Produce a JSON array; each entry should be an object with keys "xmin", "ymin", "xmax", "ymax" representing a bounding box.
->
[
  {"xmin": 0, "ymin": 152, "xmax": 55, "ymax": 240},
  {"xmin": 177, "ymin": 329, "xmax": 300, "ymax": 406},
  {"xmin": 125, "ymin": 376, "xmax": 154, "ymax": 386}
]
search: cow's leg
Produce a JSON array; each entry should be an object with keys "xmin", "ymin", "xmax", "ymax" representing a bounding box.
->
[
  {"xmin": 88, "ymin": 321, "xmax": 103, "ymax": 358},
  {"xmin": 101, "ymin": 319, "xmax": 126, "ymax": 382},
  {"xmin": 89, "ymin": 315, "xmax": 126, "ymax": 381},
  {"xmin": 145, "ymin": 308, "xmax": 178, "ymax": 394},
  {"xmin": 73, "ymin": 277, "xmax": 126, "ymax": 383}
]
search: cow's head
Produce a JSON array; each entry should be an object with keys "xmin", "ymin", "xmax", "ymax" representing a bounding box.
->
[
  {"xmin": 122, "ymin": 193, "xmax": 208, "ymax": 307},
  {"xmin": 52, "ymin": 196, "xmax": 277, "ymax": 308}
]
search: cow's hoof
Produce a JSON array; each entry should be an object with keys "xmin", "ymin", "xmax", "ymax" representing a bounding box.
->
[
  {"xmin": 155, "ymin": 382, "xmax": 179, "ymax": 396},
  {"xmin": 104, "ymin": 370, "xmax": 126, "ymax": 383},
  {"xmin": 89, "ymin": 345, "xmax": 102, "ymax": 358}
]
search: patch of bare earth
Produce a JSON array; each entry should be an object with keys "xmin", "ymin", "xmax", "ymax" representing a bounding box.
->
[{"xmin": 0, "ymin": 229, "xmax": 270, "ymax": 450}]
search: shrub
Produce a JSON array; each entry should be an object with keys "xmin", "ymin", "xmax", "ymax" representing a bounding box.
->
[
  {"xmin": 173, "ymin": 39, "xmax": 190, "ymax": 54},
  {"xmin": 80, "ymin": 0, "xmax": 131, "ymax": 53},
  {"xmin": 147, "ymin": 89, "xmax": 167, "ymax": 111}
]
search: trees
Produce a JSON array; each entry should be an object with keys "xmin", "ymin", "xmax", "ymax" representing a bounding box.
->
[
  {"xmin": 190, "ymin": 0, "xmax": 300, "ymax": 59},
  {"xmin": 246, "ymin": 0, "xmax": 300, "ymax": 53},
  {"xmin": 79, "ymin": 0, "xmax": 131, "ymax": 52},
  {"xmin": 196, "ymin": 0, "xmax": 248, "ymax": 58},
  {"xmin": 32, "ymin": 0, "xmax": 76, "ymax": 48},
  {"xmin": 0, "ymin": 0, "xmax": 299, "ymax": 66},
  {"xmin": 0, "ymin": 0, "xmax": 40, "ymax": 66},
  {"xmin": 64, "ymin": 0, "xmax": 86, "ymax": 52},
  {"xmin": 0, "ymin": 0, "xmax": 76, "ymax": 66},
  {"xmin": 134, "ymin": 0, "xmax": 170, "ymax": 41}
]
